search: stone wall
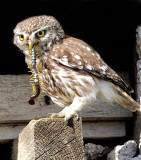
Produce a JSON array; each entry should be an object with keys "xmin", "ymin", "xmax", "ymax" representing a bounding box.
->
[{"xmin": 134, "ymin": 25, "xmax": 141, "ymax": 153}]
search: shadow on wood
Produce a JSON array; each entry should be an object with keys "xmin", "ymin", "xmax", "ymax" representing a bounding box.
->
[{"xmin": 12, "ymin": 117, "xmax": 85, "ymax": 160}]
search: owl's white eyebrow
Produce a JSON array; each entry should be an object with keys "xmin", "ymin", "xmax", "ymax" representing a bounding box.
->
[
  {"xmin": 14, "ymin": 32, "xmax": 28, "ymax": 37},
  {"xmin": 34, "ymin": 27, "xmax": 48, "ymax": 34}
]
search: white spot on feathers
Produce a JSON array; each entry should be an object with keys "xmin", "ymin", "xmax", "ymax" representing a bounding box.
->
[
  {"xmin": 63, "ymin": 55, "xmax": 68, "ymax": 58},
  {"xmin": 99, "ymin": 65, "xmax": 108, "ymax": 71},
  {"xmin": 62, "ymin": 55, "xmax": 68, "ymax": 62},
  {"xmin": 86, "ymin": 47, "xmax": 91, "ymax": 51},
  {"xmin": 71, "ymin": 52, "xmax": 75, "ymax": 55},
  {"xmin": 62, "ymin": 57, "xmax": 68, "ymax": 62},
  {"xmin": 74, "ymin": 55, "xmax": 81, "ymax": 60},
  {"xmin": 87, "ymin": 64, "xmax": 93, "ymax": 70},
  {"xmin": 96, "ymin": 54, "xmax": 101, "ymax": 59},
  {"xmin": 78, "ymin": 61, "xmax": 82, "ymax": 65}
]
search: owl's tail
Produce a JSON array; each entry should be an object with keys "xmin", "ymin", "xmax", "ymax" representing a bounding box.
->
[
  {"xmin": 97, "ymin": 79, "xmax": 140, "ymax": 112},
  {"xmin": 112, "ymin": 89, "xmax": 140, "ymax": 112},
  {"xmin": 113, "ymin": 86, "xmax": 140, "ymax": 112}
]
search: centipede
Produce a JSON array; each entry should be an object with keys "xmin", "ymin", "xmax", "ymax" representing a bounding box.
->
[{"xmin": 28, "ymin": 48, "xmax": 40, "ymax": 105}]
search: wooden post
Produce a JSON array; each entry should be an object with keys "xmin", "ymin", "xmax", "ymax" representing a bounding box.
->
[{"xmin": 12, "ymin": 117, "xmax": 85, "ymax": 160}]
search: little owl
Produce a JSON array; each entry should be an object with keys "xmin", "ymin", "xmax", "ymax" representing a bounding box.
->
[{"xmin": 13, "ymin": 15, "xmax": 140, "ymax": 121}]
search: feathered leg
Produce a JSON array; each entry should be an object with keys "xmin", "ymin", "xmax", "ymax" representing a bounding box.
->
[{"xmin": 51, "ymin": 96, "xmax": 87, "ymax": 121}]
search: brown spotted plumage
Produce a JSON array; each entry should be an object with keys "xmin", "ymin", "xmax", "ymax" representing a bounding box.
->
[{"xmin": 13, "ymin": 15, "xmax": 140, "ymax": 121}]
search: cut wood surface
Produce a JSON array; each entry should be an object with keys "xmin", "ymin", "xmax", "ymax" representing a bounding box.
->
[
  {"xmin": 12, "ymin": 117, "xmax": 85, "ymax": 160},
  {"xmin": 0, "ymin": 74, "xmax": 132, "ymax": 123},
  {"xmin": 0, "ymin": 121, "xmax": 126, "ymax": 142}
]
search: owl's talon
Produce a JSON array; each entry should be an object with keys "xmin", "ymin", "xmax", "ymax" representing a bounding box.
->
[
  {"xmin": 74, "ymin": 113, "xmax": 79, "ymax": 121},
  {"xmin": 64, "ymin": 113, "xmax": 78, "ymax": 122},
  {"xmin": 50, "ymin": 112, "xmax": 78, "ymax": 122},
  {"xmin": 64, "ymin": 115, "xmax": 71, "ymax": 122},
  {"xmin": 50, "ymin": 113, "xmax": 59, "ymax": 119},
  {"xmin": 50, "ymin": 112, "xmax": 66, "ymax": 119}
]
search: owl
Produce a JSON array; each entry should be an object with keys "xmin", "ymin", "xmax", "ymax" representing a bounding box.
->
[{"xmin": 13, "ymin": 15, "xmax": 140, "ymax": 121}]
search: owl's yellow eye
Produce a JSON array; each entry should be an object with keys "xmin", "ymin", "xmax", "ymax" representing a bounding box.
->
[
  {"xmin": 36, "ymin": 30, "xmax": 45, "ymax": 38},
  {"xmin": 19, "ymin": 35, "xmax": 24, "ymax": 41}
]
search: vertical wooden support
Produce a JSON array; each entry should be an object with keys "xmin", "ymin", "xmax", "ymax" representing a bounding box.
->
[
  {"xmin": 12, "ymin": 117, "xmax": 85, "ymax": 160},
  {"xmin": 134, "ymin": 25, "xmax": 141, "ymax": 153},
  {"xmin": 134, "ymin": 58, "xmax": 141, "ymax": 153}
]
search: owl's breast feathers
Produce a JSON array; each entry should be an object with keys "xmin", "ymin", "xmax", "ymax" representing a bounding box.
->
[{"xmin": 44, "ymin": 37, "xmax": 133, "ymax": 95}]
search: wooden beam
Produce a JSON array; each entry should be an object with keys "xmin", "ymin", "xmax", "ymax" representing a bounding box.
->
[
  {"xmin": 82, "ymin": 121, "xmax": 126, "ymax": 139},
  {"xmin": 0, "ymin": 74, "xmax": 132, "ymax": 123},
  {"xmin": 0, "ymin": 121, "xmax": 126, "ymax": 142},
  {"xmin": 0, "ymin": 124, "xmax": 25, "ymax": 143},
  {"xmin": 12, "ymin": 117, "xmax": 85, "ymax": 160}
]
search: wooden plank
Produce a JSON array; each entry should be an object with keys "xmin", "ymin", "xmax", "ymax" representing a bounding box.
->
[
  {"xmin": 82, "ymin": 121, "xmax": 126, "ymax": 139},
  {"xmin": 0, "ymin": 74, "xmax": 132, "ymax": 123},
  {"xmin": 0, "ymin": 125, "xmax": 25, "ymax": 143},
  {"xmin": 0, "ymin": 121, "xmax": 126, "ymax": 142},
  {"xmin": 12, "ymin": 117, "xmax": 85, "ymax": 160}
]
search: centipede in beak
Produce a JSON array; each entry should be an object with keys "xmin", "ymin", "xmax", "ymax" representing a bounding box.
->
[{"xmin": 28, "ymin": 46, "xmax": 40, "ymax": 105}]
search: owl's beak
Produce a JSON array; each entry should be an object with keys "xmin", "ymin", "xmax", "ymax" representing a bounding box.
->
[
  {"xmin": 28, "ymin": 41, "xmax": 37, "ymax": 56},
  {"xmin": 28, "ymin": 41, "xmax": 34, "ymax": 52}
]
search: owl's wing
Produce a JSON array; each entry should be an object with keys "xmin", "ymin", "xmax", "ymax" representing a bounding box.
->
[{"xmin": 50, "ymin": 37, "xmax": 133, "ymax": 94}]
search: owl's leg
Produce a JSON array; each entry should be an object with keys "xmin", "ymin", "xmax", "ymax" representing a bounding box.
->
[
  {"xmin": 51, "ymin": 96, "xmax": 87, "ymax": 121},
  {"xmin": 51, "ymin": 110, "xmax": 78, "ymax": 120}
]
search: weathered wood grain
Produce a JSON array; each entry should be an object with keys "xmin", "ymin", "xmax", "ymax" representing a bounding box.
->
[
  {"xmin": 0, "ymin": 121, "xmax": 126, "ymax": 142},
  {"xmin": 12, "ymin": 117, "xmax": 85, "ymax": 160},
  {"xmin": 0, "ymin": 74, "xmax": 132, "ymax": 123}
]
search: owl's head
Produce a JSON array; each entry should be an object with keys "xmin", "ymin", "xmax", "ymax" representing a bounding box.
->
[
  {"xmin": 13, "ymin": 15, "xmax": 65, "ymax": 104},
  {"xmin": 13, "ymin": 15, "xmax": 65, "ymax": 57}
]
